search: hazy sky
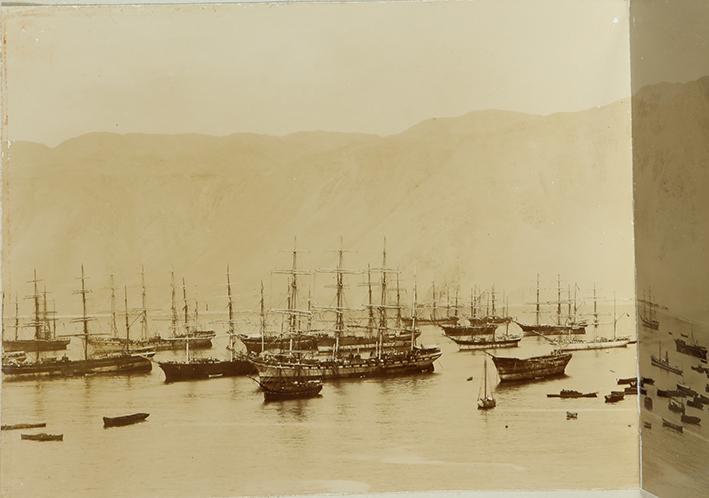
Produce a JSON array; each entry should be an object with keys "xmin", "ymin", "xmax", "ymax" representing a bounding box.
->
[{"xmin": 4, "ymin": 0, "xmax": 630, "ymax": 146}]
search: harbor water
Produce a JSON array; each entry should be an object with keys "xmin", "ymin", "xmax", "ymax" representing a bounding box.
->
[{"xmin": 2, "ymin": 319, "xmax": 639, "ymax": 497}]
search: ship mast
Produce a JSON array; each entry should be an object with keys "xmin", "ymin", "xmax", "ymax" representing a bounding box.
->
[
  {"xmin": 556, "ymin": 274, "xmax": 562, "ymax": 326},
  {"xmin": 454, "ymin": 287, "xmax": 459, "ymax": 319},
  {"xmin": 431, "ymin": 282, "xmax": 438, "ymax": 322},
  {"xmin": 470, "ymin": 287, "xmax": 474, "ymax": 319},
  {"xmin": 378, "ymin": 239, "xmax": 388, "ymax": 359},
  {"xmin": 410, "ymin": 277, "xmax": 418, "ymax": 351},
  {"xmin": 75, "ymin": 265, "xmax": 92, "ymax": 361},
  {"xmin": 567, "ymin": 284, "xmax": 572, "ymax": 323},
  {"xmin": 140, "ymin": 266, "xmax": 149, "ymax": 340},
  {"xmin": 613, "ymin": 292, "xmax": 617, "ymax": 340},
  {"xmin": 182, "ymin": 278, "xmax": 189, "ymax": 333},
  {"xmin": 29, "ymin": 269, "xmax": 42, "ymax": 340},
  {"xmin": 170, "ymin": 272, "xmax": 178, "ymax": 337},
  {"xmin": 259, "ymin": 281, "xmax": 266, "ymax": 354},
  {"xmin": 226, "ymin": 265, "xmax": 235, "ymax": 361},
  {"xmin": 110, "ymin": 274, "xmax": 119, "ymax": 337},
  {"xmin": 367, "ymin": 265, "xmax": 375, "ymax": 337},
  {"xmin": 51, "ymin": 300, "xmax": 57, "ymax": 339},
  {"xmin": 491, "ymin": 285, "xmax": 496, "ymax": 318},
  {"xmin": 41, "ymin": 285, "xmax": 49, "ymax": 340},
  {"xmin": 535, "ymin": 274, "xmax": 541, "ymax": 326},
  {"xmin": 13, "ymin": 295, "xmax": 20, "ymax": 341},
  {"xmin": 593, "ymin": 283, "xmax": 599, "ymax": 336},
  {"xmin": 445, "ymin": 285, "xmax": 450, "ymax": 318},
  {"xmin": 123, "ymin": 285, "xmax": 131, "ymax": 354},
  {"xmin": 273, "ymin": 238, "xmax": 311, "ymax": 353},
  {"xmin": 395, "ymin": 273, "xmax": 402, "ymax": 329}
]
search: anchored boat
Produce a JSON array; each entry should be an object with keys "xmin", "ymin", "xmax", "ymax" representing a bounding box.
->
[
  {"xmin": 488, "ymin": 350, "xmax": 572, "ymax": 383},
  {"xmin": 103, "ymin": 413, "xmax": 150, "ymax": 428},
  {"xmin": 477, "ymin": 358, "xmax": 496, "ymax": 410}
]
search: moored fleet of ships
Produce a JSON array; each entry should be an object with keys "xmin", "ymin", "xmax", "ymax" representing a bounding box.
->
[{"xmin": 1, "ymin": 238, "xmax": 657, "ymax": 405}]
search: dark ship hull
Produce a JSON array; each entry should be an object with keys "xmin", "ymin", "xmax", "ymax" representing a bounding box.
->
[
  {"xmin": 251, "ymin": 347, "xmax": 442, "ymax": 382},
  {"xmin": 2, "ymin": 338, "xmax": 71, "ymax": 352},
  {"xmin": 490, "ymin": 351, "xmax": 572, "ymax": 382},
  {"xmin": 158, "ymin": 358, "xmax": 257, "ymax": 382},
  {"xmin": 238, "ymin": 335, "xmax": 319, "ymax": 354},
  {"xmin": 103, "ymin": 413, "xmax": 150, "ymax": 427},
  {"xmin": 440, "ymin": 324, "xmax": 497, "ymax": 337},
  {"xmin": 516, "ymin": 322, "xmax": 586, "ymax": 336},
  {"xmin": 260, "ymin": 379, "xmax": 323, "ymax": 401},
  {"xmin": 2, "ymin": 354, "xmax": 152, "ymax": 381},
  {"xmin": 448, "ymin": 335, "xmax": 521, "ymax": 350},
  {"xmin": 89, "ymin": 335, "xmax": 212, "ymax": 353},
  {"xmin": 675, "ymin": 339, "xmax": 707, "ymax": 360},
  {"xmin": 402, "ymin": 317, "xmax": 458, "ymax": 326},
  {"xmin": 640, "ymin": 315, "xmax": 659, "ymax": 330}
]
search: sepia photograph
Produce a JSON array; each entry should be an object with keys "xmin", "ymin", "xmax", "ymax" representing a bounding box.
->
[{"xmin": 0, "ymin": 1, "xmax": 650, "ymax": 496}]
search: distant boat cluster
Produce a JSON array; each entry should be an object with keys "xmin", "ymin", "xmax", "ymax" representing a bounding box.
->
[{"xmin": 2, "ymin": 240, "xmax": 639, "ymax": 406}]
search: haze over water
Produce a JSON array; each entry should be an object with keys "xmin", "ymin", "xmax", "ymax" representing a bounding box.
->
[{"xmin": 2, "ymin": 308, "xmax": 638, "ymax": 497}]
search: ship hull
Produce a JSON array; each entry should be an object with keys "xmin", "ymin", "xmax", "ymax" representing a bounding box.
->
[
  {"xmin": 251, "ymin": 349, "xmax": 442, "ymax": 381},
  {"xmin": 88, "ymin": 336, "xmax": 212, "ymax": 353},
  {"xmin": 2, "ymin": 355, "xmax": 152, "ymax": 381},
  {"xmin": 238, "ymin": 335, "xmax": 318, "ymax": 354},
  {"xmin": 158, "ymin": 358, "xmax": 256, "ymax": 382},
  {"xmin": 491, "ymin": 352, "xmax": 572, "ymax": 382},
  {"xmin": 640, "ymin": 316, "xmax": 659, "ymax": 330},
  {"xmin": 516, "ymin": 323, "xmax": 586, "ymax": 336},
  {"xmin": 402, "ymin": 317, "xmax": 458, "ymax": 326},
  {"xmin": 2, "ymin": 338, "xmax": 71, "ymax": 352},
  {"xmin": 448, "ymin": 336, "xmax": 521, "ymax": 350},
  {"xmin": 261, "ymin": 380, "xmax": 323, "ymax": 401},
  {"xmin": 651, "ymin": 355, "xmax": 683, "ymax": 375},
  {"xmin": 440, "ymin": 324, "xmax": 497, "ymax": 337},
  {"xmin": 675, "ymin": 339, "xmax": 708, "ymax": 360},
  {"xmin": 559, "ymin": 338, "xmax": 630, "ymax": 351}
]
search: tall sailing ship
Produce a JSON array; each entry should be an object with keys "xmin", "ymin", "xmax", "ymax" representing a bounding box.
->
[
  {"xmin": 558, "ymin": 290, "xmax": 630, "ymax": 351},
  {"xmin": 674, "ymin": 331, "xmax": 707, "ymax": 360},
  {"xmin": 401, "ymin": 282, "xmax": 459, "ymax": 327},
  {"xmin": 158, "ymin": 266, "xmax": 256, "ymax": 382},
  {"xmin": 638, "ymin": 288, "xmax": 660, "ymax": 330},
  {"xmin": 2, "ymin": 266, "xmax": 153, "ymax": 381},
  {"xmin": 88, "ymin": 270, "xmax": 214, "ymax": 353},
  {"xmin": 249, "ymin": 239, "xmax": 442, "ymax": 381},
  {"xmin": 516, "ymin": 274, "xmax": 586, "ymax": 335},
  {"xmin": 2, "ymin": 271, "xmax": 70, "ymax": 353}
]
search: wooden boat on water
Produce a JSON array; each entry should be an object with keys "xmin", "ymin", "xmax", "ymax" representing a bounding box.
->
[
  {"xmin": 644, "ymin": 396, "xmax": 653, "ymax": 410},
  {"xmin": 639, "ymin": 290, "xmax": 660, "ymax": 330},
  {"xmin": 103, "ymin": 413, "xmax": 149, "ymax": 427},
  {"xmin": 617, "ymin": 377, "xmax": 637, "ymax": 385},
  {"xmin": 441, "ymin": 323, "xmax": 498, "ymax": 338},
  {"xmin": 658, "ymin": 389, "xmax": 687, "ymax": 398},
  {"xmin": 681, "ymin": 414, "xmax": 701, "ymax": 425},
  {"xmin": 668, "ymin": 399, "xmax": 685, "ymax": 414},
  {"xmin": 644, "ymin": 421, "xmax": 652, "ymax": 429},
  {"xmin": 489, "ymin": 350, "xmax": 572, "ymax": 382},
  {"xmin": 624, "ymin": 386, "xmax": 638, "ymax": 395},
  {"xmin": 547, "ymin": 389, "xmax": 597, "ymax": 398},
  {"xmin": 566, "ymin": 411, "xmax": 578, "ymax": 420},
  {"xmin": 641, "ymin": 377, "xmax": 655, "ymax": 386},
  {"xmin": 260, "ymin": 378, "xmax": 323, "ymax": 401},
  {"xmin": 675, "ymin": 337, "xmax": 707, "ymax": 360},
  {"xmin": 687, "ymin": 397, "xmax": 704, "ymax": 410},
  {"xmin": 605, "ymin": 391, "xmax": 625, "ymax": 403},
  {"xmin": 158, "ymin": 269, "xmax": 257, "ymax": 383},
  {"xmin": 691, "ymin": 365, "xmax": 709, "ymax": 374},
  {"xmin": 477, "ymin": 358, "xmax": 496, "ymax": 410},
  {"xmin": 21, "ymin": 433, "xmax": 63, "ymax": 441},
  {"xmin": 677, "ymin": 384, "xmax": 698, "ymax": 397},
  {"xmin": 517, "ymin": 275, "xmax": 585, "ymax": 336},
  {"xmin": 2, "ymin": 422, "xmax": 46, "ymax": 431},
  {"xmin": 662, "ymin": 418, "xmax": 683, "ymax": 433},
  {"xmin": 447, "ymin": 332, "xmax": 521, "ymax": 351}
]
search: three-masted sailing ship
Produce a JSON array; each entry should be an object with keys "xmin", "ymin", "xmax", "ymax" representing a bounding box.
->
[
  {"xmin": 249, "ymin": 239, "xmax": 442, "ymax": 381},
  {"xmin": 158, "ymin": 266, "xmax": 256, "ymax": 382},
  {"xmin": 89, "ymin": 270, "xmax": 214, "ymax": 353},
  {"xmin": 516, "ymin": 274, "xmax": 586, "ymax": 335},
  {"xmin": 2, "ymin": 266, "xmax": 153, "ymax": 380},
  {"xmin": 638, "ymin": 288, "xmax": 660, "ymax": 330},
  {"xmin": 2, "ymin": 271, "xmax": 70, "ymax": 353},
  {"xmin": 558, "ymin": 290, "xmax": 630, "ymax": 351}
]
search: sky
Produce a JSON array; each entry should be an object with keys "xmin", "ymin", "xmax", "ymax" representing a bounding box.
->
[{"xmin": 3, "ymin": 0, "xmax": 631, "ymax": 146}]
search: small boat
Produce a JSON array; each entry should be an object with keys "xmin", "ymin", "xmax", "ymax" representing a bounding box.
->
[
  {"xmin": 677, "ymin": 384, "xmax": 698, "ymax": 397},
  {"xmin": 605, "ymin": 391, "xmax": 625, "ymax": 403},
  {"xmin": 639, "ymin": 387, "xmax": 648, "ymax": 395},
  {"xmin": 668, "ymin": 399, "xmax": 685, "ymax": 414},
  {"xmin": 691, "ymin": 365, "xmax": 709, "ymax": 374},
  {"xmin": 697, "ymin": 394, "xmax": 709, "ymax": 404},
  {"xmin": 566, "ymin": 411, "xmax": 578, "ymax": 420},
  {"xmin": 2, "ymin": 422, "xmax": 47, "ymax": 431},
  {"xmin": 547, "ymin": 389, "xmax": 597, "ymax": 398},
  {"xmin": 644, "ymin": 396, "xmax": 653, "ymax": 411},
  {"xmin": 681, "ymin": 414, "xmax": 701, "ymax": 425},
  {"xmin": 103, "ymin": 413, "xmax": 150, "ymax": 428},
  {"xmin": 657, "ymin": 389, "xmax": 685, "ymax": 398},
  {"xmin": 641, "ymin": 377, "xmax": 655, "ymax": 386},
  {"xmin": 643, "ymin": 421, "xmax": 652, "ymax": 429},
  {"xmin": 260, "ymin": 378, "xmax": 323, "ymax": 401},
  {"xmin": 687, "ymin": 397, "xmax": 704, "ymax": 410},
  {"xmin": 617, "ymin": 377, "xmax": 637, "ymax": 385},
  {"xmin": 624, "ymin": 386, "xmax": 638, "ymax": 395},
  {"xmin": 651, "ymin": 345, "xmax": 682, "ymax": 375},
  {"xmin": 662, "ymin": 418, "xmax": 683, "ymax": 433},
  {"xmin": 477, "ymin": 358, "xmax": 496, "ymax": 410},
  {"xmin": 21, "ymin": 433, "xmax": 63, "ymax": 441}
]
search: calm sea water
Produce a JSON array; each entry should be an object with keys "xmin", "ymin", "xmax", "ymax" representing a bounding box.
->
[
  {"xmin": 2, "ymin": 316, "xmax": 639, "ymax": 497},
  {"xmin": 640, "ymin": 311, "xmax": 709, "ymax": 498}
]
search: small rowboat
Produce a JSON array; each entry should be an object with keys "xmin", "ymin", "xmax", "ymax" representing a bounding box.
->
[
  {"xmin": 662, "ymin": 418, "xmax": 683, "ymax": 433},
  {"xmin": 2, "ymin": 422, "xmax": 47, "ymax": 431},
  {"xmin": 605, "ymin": 391, "xmax": 625, "ymax": 403},
  {"xmin": 21, "ymin": 433, "xmax": 63, "ymax": 441},
  {"xmin": 681, "ymin": 414, "xmax": 701, "ymax": 425},
  {"xmin": 103, "ymin": 413, "xmax": 150, "ymax": 428},
  {"xmin": 566, "ymin": 411, "xmax": 578, "ymax": 420}
]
